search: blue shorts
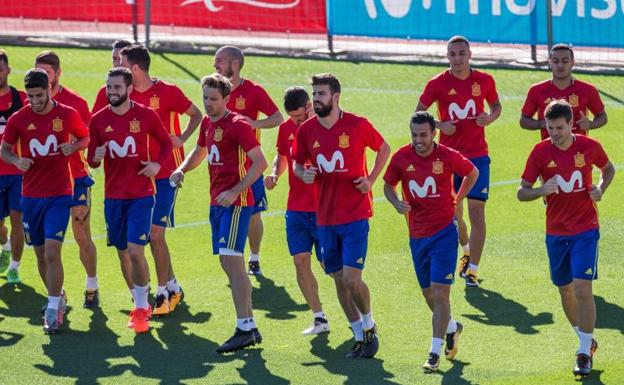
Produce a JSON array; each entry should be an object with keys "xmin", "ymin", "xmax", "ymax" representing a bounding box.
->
[
  {"xmin": 318, "ymin": 219, "xmax": 369, "ymax": 274},
  {"xmin": 0, "ymin": 175, "xmax": 22, "ymax": 217},
  {"xmin": 152, "ymin": 178, "xmax": 177, "ymax": 227},
  {"xmin": 454, "ymin": 156, "xmax": 490, "ymax": 201},
  {"xmin": 285, "ymin": 210, "xmax": 320, "ymax": 260},
  {"xmin": 546, "ymin": 229, "xmax": 600, "ymax": 287},
  {"xmin": 251, "ymin": 176, "xmax": 267, "ymax": 215},
  {"xmin": 410, "ymin": 221, "xmax": 459, "ymax": 289},
  {"xmin": 105, "ymin": 196, "xmax": 155, "ymax": 250},
  {"xmin": 71, "ymin": 176, "xmax": 95, "ymax": 207},
  {"xmin": 21, "ymin": 195, "xmax": 72, "ymax": 246},
  {"xmin": 210, "ymin": 205, "xmax": 253, "ymax": 255}
]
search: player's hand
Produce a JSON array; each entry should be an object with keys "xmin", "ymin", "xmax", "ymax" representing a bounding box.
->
[
  {"xmin": 242, "ymin": 116, "xmax": 259, "ymax": 129},
  {"xmin": 93, "ymin": 142, "xmax": 107, "ymax": 163},
  {"xmin": 476, "ymin": 112, "xmax": 492, "ymax": 127},
  {"xmin": 541, "ymin": 175, "xmax": 559, "ymax": 196},
  {"xmin": 438, "ymin": 120, "xmax": 457, "ymax": 135},
  {"xmin": 170, "ymin": 135, "xmax": 184, "ymax": 149},
  {"xmin": 353, "ymin": 176, "xmax": 372, "ymax": 193},
  {"xmin": 576, "ymin": 111, "xmax": 591, "ymax": 131},
  {"xmin": 216, "ymin": 190, "xmax": 237, "ymax": 207},
  {"xmin": 301, "ymin": 167, "xmax": 317, "ymax": 184},
  {"xmin": 169, "ymin": 170, "xmax": 184, "ymax": 188},
  {"xmin": 59, "ymin": 142, "xmax": 76, "ymax": 156},
  {"xmin": 15, "ymin": 157, "xmax": 34, "ymax": 172},
  {"xmin": 138, "ymin": 161, "xmax": 161, "ymax": 177},
  {"xmin": 589, "ymin": 184, "xmax": 603, "ymax": 202},
  {"xmin": 264, "ymin": 174, "xmax": 278, "ymax": 190},
  {"xmin": 393, "ymin": 200, "xmax": 411, "ymax": 214}
]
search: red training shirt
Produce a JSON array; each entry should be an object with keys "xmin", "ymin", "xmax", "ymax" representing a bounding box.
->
[
  {"xmin": 226, "ymin": 79, "xmax": 279, "ymax": 142},
  {"xmin": 0, "ymin": 88, "xmax": 27, "ymax": 175}
]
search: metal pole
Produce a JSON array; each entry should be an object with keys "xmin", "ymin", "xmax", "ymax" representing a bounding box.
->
[
  {"xmin": 145, "ymin": 0, "xmax": 151, "ymax": 48},
  {"xmin": 132, "ymin": 0, "xmax": 138, "ymax": 43},
  {"xmin": 531, "ymin": 44, "xmax": 537, "ymax": 63},
  {"xmin": 546, "ymin": 0, "xmax": 554, "ymax": 54}
]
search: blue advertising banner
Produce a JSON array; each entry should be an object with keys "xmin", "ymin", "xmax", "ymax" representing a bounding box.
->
[{"xmin": 328, "ymin": 0, "xmax": 624, "ymax": 48}]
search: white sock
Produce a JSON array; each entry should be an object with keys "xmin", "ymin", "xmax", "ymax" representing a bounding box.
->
[
  {"xmin": 249, "ymin": 253, "xmax": 260, "ymax": 262},
  {"xmin": 461, "ymin": 243, "xmax": 469, "ymax": 255},
  {"xmin": 48, "ymin": 296, "xmax": 60, "ymax": 310},
  {"xmin": 361, "ymin": 311, "xmax": 375, "ymax": 330},
  {"xmin": 156, "ymin": 285, "xmax": 168, "ymax": 297},
  {"xmin": 248, "ymin": 317, "xmax": 257, "ymax": 329},
  {"xmin": 468, "ymin": 263, "xmax": 479, "ymax": 272},
  {"xmin": 130, "ymin": 287, "xmax": 138, "ymax": 304},
  {"xmin": 430, "ymin": 337, "xmax": 444, "ymax": 356},
  {"xmin": 2, "ymin": 240, "xmax": 11, "ymax": 251},
  {"xmin": 237, "ymin": 318, "xmax": 253, "ymax": 331},
  {"xmin": 8, "ymin": 260, "xmax": 19, "ymax": 270},
  {"xmin": 446, "ymin": 319, "xmax": 458, "ymax": 334},
  {"xmin": 134, "ymin": 285, "xmax": 149, "ymax": 309},
  {"xmin": 573, "ymin": 326, "xmax": 580, "ymax": 337},
  {"xmin": 578, "ymin": 331, "xmax": 593, "ymax": 356},
  {"xmin": 350, "ymin": 319, "xmax": 364, "ymax": 341},
  {"xmin": 313, "ymin": 311, "xmax": 326, "ymax": 321},
  {"xmin": 166, "ymin": 278, "xmax": 181, "ymax": 293},
  {"xmin": 86, "ymin": 276, "xmax": 98, "ymax": 290}
]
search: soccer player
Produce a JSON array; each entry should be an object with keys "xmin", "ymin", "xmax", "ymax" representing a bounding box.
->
[
  {"xmin": 88, "ymin": 67, "xmax": 173, "ymax": 333},
  {"xmin": 383, "ymin": 112, "xmax": 478, "ymax": 371},
  {"xmin": 92, "ymin": 40, "xmax": 133, "ymax": 114},
  {"xmin": 416, "ymin": 35, "xmax": 502, "ymax": 287},
  {"xmin": 213, "ymin": 46, "xmax": 284, "ymax": 275},
  {"xmin": 1, "ymin": 68, "xmax": 89, "ymax": 333},
  {"xmin": 120, "ymin": 44, "xmax": 203, "ymax": 316},
  {"xmin": 35, "ymin": 51, "xmax": 99, "ymax": 308},
  {"xmin": 0, "ymin": 49, "xmax": 26, "ymax": 284},
  {"xmin": 520, "ymin": 44, "xmax": 607, "ymax": 140},
  {"xmin": 293, "ymin": 73, "xmax": 390, "ymax": 358},
  {"xmin": 517, "ymin": 100, "xmax": 615, "ymax": 377},
  {"xmin": 264, "ymin": 86, "xmax": 329, "ymax": 335},
  {"xmin": 170, "ymin": 73, "xmax": 268, "ymax": 353}
]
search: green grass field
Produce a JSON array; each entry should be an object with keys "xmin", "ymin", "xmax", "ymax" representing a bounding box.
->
[{"xmin": 0, "ymin": 45, "xmax": 623, "ymax": 385}]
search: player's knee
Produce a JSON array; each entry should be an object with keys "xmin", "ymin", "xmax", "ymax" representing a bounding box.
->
[
  {"xmin": 293, "ymin": 254, "xmax": 310, "ymax": 270},
  {"xmin": 150, "ymin": 227, "xmax": 166, "ymax": 243},
  {"xmin": 431, "ymin": 286, "xmax": 449, "ymax": 303},
  {"xmin": 573, "ymin": 283, "xmax": 593, "ymax": 303}
]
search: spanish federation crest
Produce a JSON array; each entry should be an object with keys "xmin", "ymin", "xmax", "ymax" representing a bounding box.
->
[
  {"xmin": 574, "ymin": 153, "xmax": 585, "ymax": 168},
  {"xmin": 235, "ymin": 96, "xmax": 246, "ymax": 110},
  {"xmin": 149, "ymin": 96, "xmax": 160, "ymax": 110},
  {"xmin": 338, "ymin": 133, "xmax": 349, "ymax": 149},
  {"xmin": 432, "ymin": 160, "xmax": 443, "ymax": 174},
  {"xmin": 52, "ymin": 118, "xmax": 63, "ymax": 132},
  {"xmin": 214, "ymin": 128, "xmax": 223, "ymax": 142},
  {"xmin": 568, "ymin": 94, "xmax": 579, "ymax": 108},
  {"xmin": 129, "ymin": 119, "xmax": 141, "ymax": 133},
  {"xmin": 471, "ymin": 82, "xmax": 481, "ymax": 97}
]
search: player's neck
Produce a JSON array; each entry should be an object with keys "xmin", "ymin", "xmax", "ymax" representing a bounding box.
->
[
  {"xmin": 0, "ymin": 84, "xmax": 10, "ymax": 96},
  {"xmin": 414, "ymin": 142, "xmax": 435, "ymax": 157},
  {"xmin": 553, "ymin": 135, "xmax": 575, "ymax": 151},
  {"xmin": 317, "ymin": 108, "xmax": 342, "ymax": 129},
  {"xmin": 111, "ymin": 100, "xmax": 132, "ymax": 116},
  {"xmin": 551, "ymin": 76, "xmax": 573, "ymax": 90},
  {"xmin": 230, "ymin": 75, "xmax": 242, "ymax": 89},
  {"xmin": 132, "ymin": 73, "xmax": 154, "ymax": 92},
  {"xmin": 50, "ymin": 83, "xmax": 61, "ymax": 98},
  {"xmin": 210, "ymin": 108, "xmax": 229, "ymax": 122},
  {"xmin": 33, "ymin": 99, "xmax": 54, "ymax": 115},
  {"xmin": 450, "ymin": 68, "xmax": 471, "ymax": 80}
]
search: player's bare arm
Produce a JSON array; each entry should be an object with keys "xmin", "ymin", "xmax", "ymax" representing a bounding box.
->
[
  {"xmin": 169, "ymin": 144, "xmax": 208, "ymax": 187},
  {"xmin": 517, "ymin": 177, "xmax": 558, "ymax": 202},
  {"xmin": 455, "ymin": 166, "xmax": 479, "ymax": 203},
  {"xmin": 416, "ymin": 100, "xmax": 456, "ymax": 135},
  {"xmin": 294, "ymin": 162, "xmax": 316, "ymax": 184},
  {"xmin": 519, "ymin": 114, "xmax": 546, "ymax": 131},
  {"xmin": 476, "ymin": 100, "xmax": 502, "ymax": 127},
  {"xmin": 175, "ymin": 103, "xmax": 203, "ymax": 147},
  {"xmin": 577, "ymin": 110, "xmax": 608, "ymax": 131},
  {"xmin": 354, "ymin": 141, "xmax": 391, "ymax": 193},
  {"xmin": 0, "ymin": 141, "xmax": 33, "ymax": 172},
  {"xmin": 590, "ymin": 161, "xmax": 615, "ymax": 202},
  {"xmin": 383, "ymin": 182, "xmax": 411, "ymax": 214},
  {"xmin": 59, "ymin": 135, "xmax": 89, "ymax": 156},
  {"xmin": 243, "ymin": 110, "xmax": 284, "ymax": 130},
  {"xmin": 264, "ymin": 154, "xmax": 287, "ymax": 190}
]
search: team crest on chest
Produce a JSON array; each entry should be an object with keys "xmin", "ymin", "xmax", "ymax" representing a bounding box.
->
[
  {"xmin": 432, "ymin": 160, "xmax": 443, "ymax": 174},
  {"xmin": 568, "ymin": 94, "xmax": 579, "ymax": 108},
  {"xmin": 214, "ymin": 127, "xmax": 223, "ymax": 142},
  {"xmin": 574, "ymin": 153, "xmax": 585, "ymax": 168},
  {"xmin": 338, "ymin": 133, "xmax": 349, "ymax": 149},
  {"xmin": 52, "ymin": 118, "xmax": 63, "ymax": 132},
  {"xmin": 471, "ymin": 82, "xmax": 481, "ymax": 97},
  {"xmin": 149, "ymin": 96, "xmax": 160, "ymax": 110},
  {"xmin": 235, "ymin": 96, "xmax": 246, "ymax": 110},
  {"xmin": 129, "ymin": 119, "xmax": 141, "ymax": 133}
]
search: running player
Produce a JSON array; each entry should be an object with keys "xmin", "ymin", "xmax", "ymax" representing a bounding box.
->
[
  {"xmin": 0, "ymin": 49, "xmax": 26, "ymax": 284},
  {"xmin": 170, "ymin": 73, "xmax": 268, "ymax": 353},
  {"xmin": 383, "ymin": 111, "xmax": 478, "ymax": 371},
  {"xmin": 293, "ymin": 73, "xmax": 391, "ymax": 358},
  {"xmin": 517, "ymin": 100, "xmax": 615, "ymax": 377},
  {"xmin": 92, "ymin": 40, "xmax": 133, "ymax": 114},
  {"xmin": 264, "ymin": 86, "xmax": 329, "ymax": 335},
  {"xmin": 213, "ymin": 46, "xmax": 283, "ymax": 275},
  {"xmin": 520, "ymin": 44, "xmax": 607, "ymax": 140},
  {"xmin": 35, "ymin": 51, "xmax": 99, "ymax": 308},
  {"xmin": 1, "ymin": 68, "xmax": 89, "ymax": 333},
  {"xmin": 416, "ymin": 36, "xmax": 502, "ymax": 287},
  {"xmin": 88, "ymin": 67, "xmax": 173, "ymax": 333},
  {"xmin": 120, "ymin": 44, "xmax": 203, "ymax": 316}
]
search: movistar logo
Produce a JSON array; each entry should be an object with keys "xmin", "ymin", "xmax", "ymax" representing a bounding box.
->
[
  {"xmin": 556, "ymin": 170, "xmax": 584, "ymax": 193},
  {"xmin": 448, "ymin": 99, "xmax": 476, "ymax": 120},
  {"xmin": 109, "ymin": 137, "xmax": 136, "ymax": 158},
  {"xmin": 29, "ymin": 135, "xmax": 58, "ymax": 157},
  {"xmin": 207, "ymin": 144, "xmax": 220, "ymax": 164},
  {"xmin": 316, "ymin": 151, "xmax": 345, "ymax": 173},
  {"xmin": 408, "ymin": 176, "xmax": 437, "ymax": 198}
]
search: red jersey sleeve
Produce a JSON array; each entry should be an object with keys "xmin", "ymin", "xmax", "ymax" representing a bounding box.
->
[
  {"xmin": 586, "ymin": 85, "xmax": 605, "ymax": 116},
  {"xmin": 382, "ymin": 152, "xmax": 402, "ymax": 186},
  {"xmin": 87, "ymin": 119, "xmax": 103, "ymax": 167},
  {"xmin": 168, "ymin": 85, "xmax": 193, "ymax": 114},
  {"xmin": 197, "ymin": 118, "xmax": 208, "ymax": 147},
  {"xmin": 293, "ymin": 126, "xmax": 310, "ymax": 164},
  {"xmin": 521, "ymin": 86, "xmax": 539, "ymax": 117},
  {"xmin": 419, "ymin": 78, "xmax": 439, "ymax": 108},
  {"xmin": 91, "ymin": 86, "xmax": 108, "ymax": 114},
  {"xmin": 276, "ymin": 123, "xmax": 289, "ymax": 156},
  {"xmin": 362, "ymin": 119, "xmax": 384, "ymax": 151},
  {"xmin": 147, "ymin": 109, "xmax": 173, "ymax": 164},
  {"xmin": 484, "ymin": 75, "xmax": 499, "ymax": 105},
  {"xmin": 2, "ymin": 113, "xmax": 20, "ymax": 145},
  {"xmin": 74, "ymin": 98, "xmax": 92, "ymax": 125},
  {"xmin": 449, "ymin": 149, "xmax": 475, "ymax": 177},
  {"xmin": 68, "ymin": 109, "xmax": 89, "ymax": 139},
  {"xmin": 254, "ymin": 85, "xmax": 279, "ymax": 117},
  {"xmin": 521, "ymin": 147, "xmax": 542, "ymax": 184},
  {"xmin": 591, "ymin": 141, "xmax": 609, "ymax": 169},
  {"xmin": 235, "ymin": 121, "xmax": 261, "ymax": 153}
]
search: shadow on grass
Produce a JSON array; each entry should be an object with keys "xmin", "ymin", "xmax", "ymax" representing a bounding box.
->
[
  {"xmin": 463, "ymin": 287, "xmax": 554, "ymax": 334},
  {"xmin": 252, "ymin": 275, "xmax": 308, "ymax": 320},
  {"xmin": 0, "ymin": 316, "xmax": 23, "ymax": 347},
  {"xmin": 236, "ymin": 348, "xmax": 291, "ymax": 385},
  {"xmin": 577, "ymin": 369, "xmax": 605, "ymax": 385},
  {"xmin": 0, "ymin": 281, "xmax": 47, "ymax": 326},
  {"xmin": 303, "ymin": 333, "xmax": 399, "ymax": 385},
  {"xmin": 595, "ymin": 296, "xmax": 624, "ymax": 335}
]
